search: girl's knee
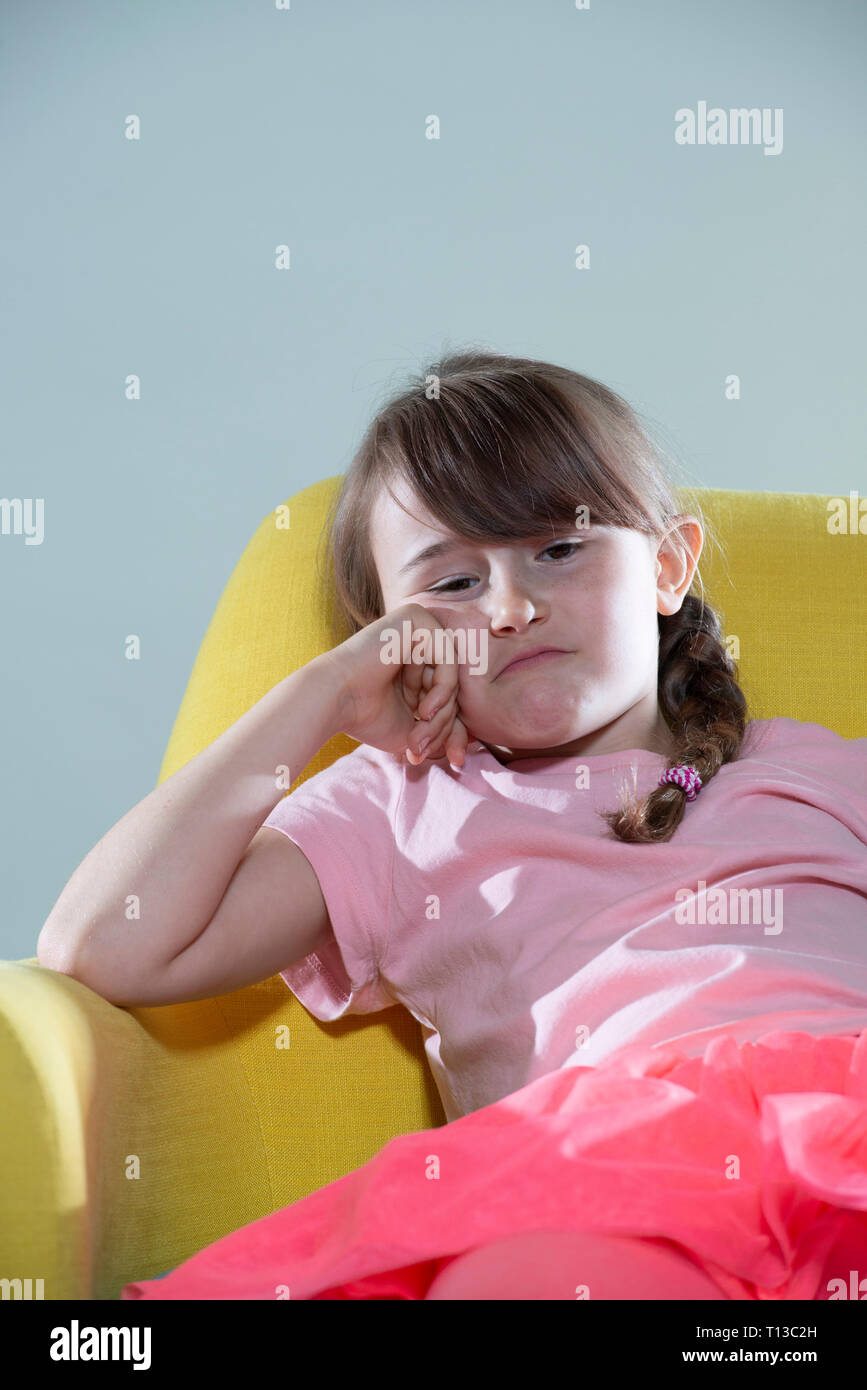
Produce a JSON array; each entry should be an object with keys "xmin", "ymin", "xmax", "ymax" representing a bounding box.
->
[{"xmin": 425, "ymin": 1229, "xmax": 729, "ymax": 1301}]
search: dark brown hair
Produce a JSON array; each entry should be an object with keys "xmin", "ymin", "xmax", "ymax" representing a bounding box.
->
[{"xmin": 317, "ymin": 347, "xmax": 747, "ymax": 843}]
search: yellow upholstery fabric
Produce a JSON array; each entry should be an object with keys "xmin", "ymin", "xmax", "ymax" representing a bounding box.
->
[{"xmin": 1, "ymin": 481, "xmax": 864, "ymax": 1300}]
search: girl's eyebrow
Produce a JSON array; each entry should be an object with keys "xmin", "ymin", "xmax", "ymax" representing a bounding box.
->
[{"xmin": 398, "ymin": 538, "xmax": 462, "ymax": 578}]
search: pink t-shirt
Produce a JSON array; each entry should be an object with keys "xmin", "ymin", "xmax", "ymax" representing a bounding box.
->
[{"xmin": 261, "ymin": 716, "xmax": 867, "ymax": 1122}]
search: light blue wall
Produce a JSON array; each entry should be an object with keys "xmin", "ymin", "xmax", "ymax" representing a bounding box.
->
[{"xmin": 3, "ymin": 0, "xmax": 865, "ymax": 960}]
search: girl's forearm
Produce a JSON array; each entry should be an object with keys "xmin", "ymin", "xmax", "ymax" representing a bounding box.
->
[{"xmin": 37, "ymin": 655, "xmax": 346, "ymax": 985}]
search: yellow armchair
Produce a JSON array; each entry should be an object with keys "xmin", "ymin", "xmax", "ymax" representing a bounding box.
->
[{"xmin": 1, "ymin": 480, "xmax": 864, "ymax": 1300}]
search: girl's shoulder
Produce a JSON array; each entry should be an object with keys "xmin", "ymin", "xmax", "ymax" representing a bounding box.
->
[
  {"xmin": 281, "ymin": 741, "xmax": 406, "ymax": 810},
  {"xmin": 738, "ymin": 715, "xmax": 866, "ymax": 772}
]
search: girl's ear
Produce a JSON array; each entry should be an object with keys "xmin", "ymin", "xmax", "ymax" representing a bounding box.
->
[{"xmin": 655, "ymin": 516, "xmax": 703, "ymax": 617}]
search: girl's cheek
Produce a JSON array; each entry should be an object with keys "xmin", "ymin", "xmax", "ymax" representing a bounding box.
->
[
  {"xmin": 424, "ymin": 610, "xmax": 486, "ymax": 670},
  {"xmin": 456, "ymin": 671, "xmax": 487, "ymax": 707}
]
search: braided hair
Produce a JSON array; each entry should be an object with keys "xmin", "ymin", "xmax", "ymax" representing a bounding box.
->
[{"xmin": 599, "ymin": 594, "xmax": 747, "ymax": 843}]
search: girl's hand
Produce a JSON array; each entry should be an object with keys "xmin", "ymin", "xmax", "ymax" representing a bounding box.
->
[{"xmin": 321, "ymin": 602, "xmax": 479, "ymax": 768}]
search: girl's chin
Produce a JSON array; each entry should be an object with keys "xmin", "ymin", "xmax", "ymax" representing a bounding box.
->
[{"xmin": 463, "ymin": 705, "xmax": 586, "ymax": 748}]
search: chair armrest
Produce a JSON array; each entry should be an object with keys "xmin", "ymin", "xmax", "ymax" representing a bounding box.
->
[
  {"xmin": 0, "ymin": 958, "xmax": 129, "ymax": 1298},
  {"xmin": 0, "ymin": 958, "xmax": 274, "ymax": 1300}
]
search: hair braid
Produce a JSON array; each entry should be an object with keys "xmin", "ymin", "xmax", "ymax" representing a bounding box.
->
[{"xmin": 600, "ymin": 594, "xmax": 748, "ymax": 843}]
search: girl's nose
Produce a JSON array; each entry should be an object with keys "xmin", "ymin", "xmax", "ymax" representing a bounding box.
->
[{"xmin": 486, "ymin": 591, "xmax": 545, "ymax": 635}]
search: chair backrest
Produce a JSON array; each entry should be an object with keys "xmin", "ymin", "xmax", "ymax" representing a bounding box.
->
[
  {"xmin": 144, "ymin": 481, "xmax": 867, "ymax": 1208},
  {"xmin": 162, "ymin": 481, "xmax": 866, "ymax": 777}
]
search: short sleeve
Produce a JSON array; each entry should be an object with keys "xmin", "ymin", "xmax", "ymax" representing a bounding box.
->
[{"xmin": 261, "ymin": 744, "xmax": 403, "ymax": 1020}]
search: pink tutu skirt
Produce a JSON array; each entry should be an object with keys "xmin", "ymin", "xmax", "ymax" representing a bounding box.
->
[{"xmin": 122, "ymin": 1028, "xmax": 867, "ymax": 1301}]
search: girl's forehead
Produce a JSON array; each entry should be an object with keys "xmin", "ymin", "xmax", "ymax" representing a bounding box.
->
[
  {"xmin": 370, "ymin": 483, "xmax": 446, "ymax": 557},
  {"xmin": 370, "ymin": 477, "xmax": 661, "ymax": 573}
]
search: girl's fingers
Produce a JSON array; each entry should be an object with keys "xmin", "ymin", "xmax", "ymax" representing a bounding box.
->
[
  {"xmin": 416, "ymin": 656, "xmax": 460, "ymax": 723},
  {"xmin": 444, "ymin": 715, "xmax": 471, "ymax": 768},
  {"xmin": 417, "ymin": 684, "xmax": 457, "ymax": 729},
  {"xmin": 406, "ymin": 690, "xmax": 459, "ymax": 762},
  {"xmin": 403, "ymin": 662, "xmax": 441, "ymax": 723},
  {"xmin": 419, "ymin": 717, "xmax": 469, "ymax": 769},
  {"xmin": 408, "ymin": 703, "xmax": 471, "ymax": 767},
  {"xmin": 401, "ymin": 661, "xmax": 425, "ymax": 715},
  {"xmin": 416, "ymin": 632, "xmax": 459, "ymax": 718}
]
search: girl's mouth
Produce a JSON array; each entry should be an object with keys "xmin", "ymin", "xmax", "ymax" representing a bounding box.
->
[{"xmin": 499, "ymin": 649, "xmax": 570, "ymax": 677}]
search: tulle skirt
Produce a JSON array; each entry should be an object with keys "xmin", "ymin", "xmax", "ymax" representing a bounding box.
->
[{"xmin": 121, "ymin": 1028, "xmax": 867, "ymax": 1301}]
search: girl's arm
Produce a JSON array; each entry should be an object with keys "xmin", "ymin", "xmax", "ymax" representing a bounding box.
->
[{"xmin": 36, "ymin": 656, "xmax": 346, "ymax": 1004}]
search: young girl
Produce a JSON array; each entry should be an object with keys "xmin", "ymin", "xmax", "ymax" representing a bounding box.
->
[{"xmin": 41, "ymin": 351, "xmax": 867, "ymax": 1300}]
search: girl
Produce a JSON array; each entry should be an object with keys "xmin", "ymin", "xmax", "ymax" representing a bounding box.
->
[{"xmin": 42, "ymin": 351, "xmax": 867, "ymax": 1300}]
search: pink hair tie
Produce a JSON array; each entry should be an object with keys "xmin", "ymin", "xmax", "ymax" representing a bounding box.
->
[{"xmin": 658, "ymin": 764, "xmax": 703, "ymax": 801}]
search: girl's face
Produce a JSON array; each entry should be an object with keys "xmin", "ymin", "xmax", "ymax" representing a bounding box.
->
[{"xmin": 369, "ymin": 476, "xmax": 703, "ymax": 761}]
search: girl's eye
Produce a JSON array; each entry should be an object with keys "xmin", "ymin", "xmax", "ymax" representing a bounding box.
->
[{"xmin": 428, "ymin": 540, "xmax": 583, "ymax": 594}]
